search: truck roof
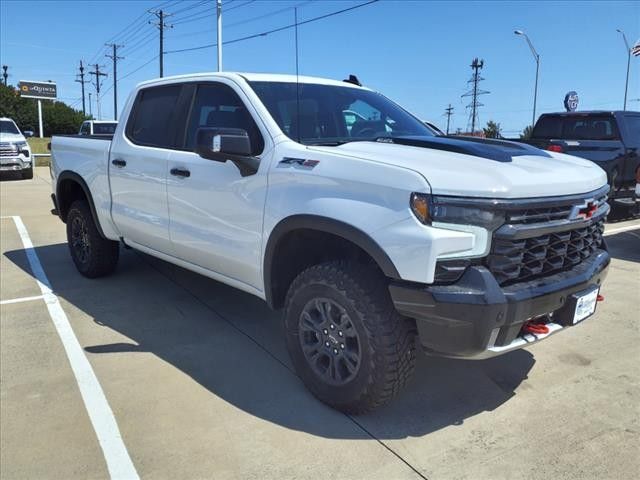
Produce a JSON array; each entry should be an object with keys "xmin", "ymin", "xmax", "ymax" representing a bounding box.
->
[
  {"xmin": 539, "ymin": 110, "xmax": 640, "ymax": 116},
  {"xmin": 135, "ymin": 72, "xmax": 369, "ymax": 90}
]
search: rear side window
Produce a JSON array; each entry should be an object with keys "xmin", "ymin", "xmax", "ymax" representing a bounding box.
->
[
  {"xmin": 127, "ymin": 85, "xmax": 181, "ymax": 148},
  {"xmin": 94, "ymin": 123, "xmax": 117, "ymax": 135},
  {"xmin": 79, "ymin": 122, "xmax": 90, "ymax": 135},
  {"xmin": 622, "ymin": 115, "xmax": 640, "ymax": 147},
  {"xmin": 533, "ymin": 115, "xmax": 620, "ymax": 140}
]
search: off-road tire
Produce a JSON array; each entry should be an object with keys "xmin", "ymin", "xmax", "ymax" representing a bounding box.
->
[
  {"xmin": 22, "ymin": 167, "xmax": 33, "ymax": 180},
  {"xmin": 284, "ymin": 261, "xmax": 417, "ymax": 413},
  {"xmin": 66, "ymin": 200, "xmax": 119, "ymax": 278}
]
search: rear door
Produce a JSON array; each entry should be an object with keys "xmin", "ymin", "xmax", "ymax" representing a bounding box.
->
[
  {"xmin": 109, "ymin": 83, "xmax": 186, "ymax": 253},
  {"xmin": 618, "ymin": 112, "xmax": 640, "ymax": 184}
]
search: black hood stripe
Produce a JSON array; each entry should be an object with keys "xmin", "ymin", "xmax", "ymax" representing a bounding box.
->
[{"xmin": 387, "ymin": 136, "xmax": 551, "ymax": 162}]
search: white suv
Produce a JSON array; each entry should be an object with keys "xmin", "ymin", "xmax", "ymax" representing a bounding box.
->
[{"xmin": 0, "ymin": 117, "xmax": 33, "ymax": 179}]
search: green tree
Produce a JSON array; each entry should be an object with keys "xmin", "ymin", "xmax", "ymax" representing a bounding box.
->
[
  {"xmin": 520, "ymin": 125, "xmax": 534, "ymax": 140},
  {"xmin": 483, "ymin": 120, "xmax": 501, "ymax": 139},
  {"xmin": 0, "ymin": 83, "xmax": 88, "ymax": 135}
]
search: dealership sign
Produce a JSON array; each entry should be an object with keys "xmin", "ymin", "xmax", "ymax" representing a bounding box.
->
[
  {"xmin": 564, "ymin": 91, "xmax": 579, "ymax": 112},
  {"xmin": 18, "ymin": 80, "xmax": 57, "ymax": 100}
]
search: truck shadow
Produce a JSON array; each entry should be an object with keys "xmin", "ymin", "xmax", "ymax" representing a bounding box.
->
[
  {"xmin": 5, "ymin": 243, "xmax": 536, "ymax": 440},
  {"xmin": 605, "ymin": 228, "xmax": 640, "ymax": 264}
]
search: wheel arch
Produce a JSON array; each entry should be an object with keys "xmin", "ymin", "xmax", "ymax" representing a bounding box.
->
[
  {"xmin": 263, "ymin": 214, "xmax": 400, "ymax": 309},
  {"xmin": 56, "ymin": 171, "xmax": 107, "ymax": 238}
]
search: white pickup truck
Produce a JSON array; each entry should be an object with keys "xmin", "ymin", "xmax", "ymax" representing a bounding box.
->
[
  {"xmin": 1, "ymin": 117, "xmax": 33, "ymax": 179},
  {"xmin": 50, "ymin": 73, "xmax": 611, "ymax": 412}
]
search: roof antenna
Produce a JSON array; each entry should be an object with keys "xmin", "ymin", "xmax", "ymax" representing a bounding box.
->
[
  {"xmin": 343, "ymin": 74, "xmax": 362, "ymax": 87},
  {"xmin": 294, "ymin": 7, "xmax": 301, "ymax": 144}
]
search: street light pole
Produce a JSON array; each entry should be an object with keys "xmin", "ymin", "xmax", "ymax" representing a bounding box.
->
[
  {"xmin": 515, "ymin": 30, "xmax": 540, "ymax": 128},
  {"xmin": 616, "ymin": 29, "xmax": 631, "ymax": 111}
]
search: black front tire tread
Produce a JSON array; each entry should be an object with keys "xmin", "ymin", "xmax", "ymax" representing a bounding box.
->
[
  {"xmin": 22, "ymin": 167, "xmax": 33, "ymax": 179},
  {"xmin": 285, "ymin": 261, "xmax": 417, "ymax": 414},
  {"xmin": 66, "ymin": 200, "xmax": 119, "ymax": 278}
]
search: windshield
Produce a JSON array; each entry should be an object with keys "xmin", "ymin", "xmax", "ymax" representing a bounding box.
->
[
  {"xmin": 249, "ymin": 81, "xmax": 433, "ymax": 145},
  {"xmin": 93, "ymin": 122, "xmax": 117, "ymax": 135},
  {"xmin": 0, "ymin": 120, "xmax": 20, "ymax": 135}
]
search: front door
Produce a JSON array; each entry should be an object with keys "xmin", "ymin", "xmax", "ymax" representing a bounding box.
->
[{"xmin": 167, "ymin": 81, "xmax": 270, "ymax": 290}]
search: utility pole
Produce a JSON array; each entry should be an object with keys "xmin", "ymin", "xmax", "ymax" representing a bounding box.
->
[
  {"xmin": 1, "ymin": 65, "xmax": 7, "ymax": 86},
  {"xmin": 150, "ymin": 10, "xmax": 172, "ymax": 77},
  {"xmin": 461, "ymin": 58, "xmax": 489, "ymax": 134},
  {"xmin": 106, "ymin": 44, "xmax": 124, "ymax": 120},
  {"xmin": 89, "ymin": 64, "xmax": 107, "ymax": 120},
  {"xmin": 444, "ymin": 104, "xmax": 453, "ymax": 135},
  {"xmin": 75, "ymin": 60, "xmax": 88, "ymax": 116},
  {"xmin": 88, "ymin": 92, "xmax": 93, "ymax": 118},
  {"xmin": 217, "ymin": 0, "xmax": 223, "ymax": 71}
]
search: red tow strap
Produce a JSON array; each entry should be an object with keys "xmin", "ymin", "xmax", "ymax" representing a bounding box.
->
[{"xmin": 523, "ymin": 320, "xmax": 550, "ymax": 335}]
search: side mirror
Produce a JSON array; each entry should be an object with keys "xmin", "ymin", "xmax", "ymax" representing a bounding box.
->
[
  {"xmin": 195, "ymin": 127, "xmax": 252, "ymax": 159},
  {"xmin": 23, "ymin": 130, "xmax": 34, "ymax": 138},
  {"xmin": 194, "ymin": 127, "xmax": 258, "ymax": 176}
]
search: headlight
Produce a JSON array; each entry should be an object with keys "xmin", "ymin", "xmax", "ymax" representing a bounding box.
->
[
  {"xmin": 14, "ymin": 141, "xmax": 30, "ymax": 157},
  {"xmin": 410, "ymin": 193, "xmax": 504, "ymax": 230}
]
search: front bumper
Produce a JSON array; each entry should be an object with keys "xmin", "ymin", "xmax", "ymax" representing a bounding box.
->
[
  {"xmin": 0, "ymin": 157, "xmax": 32, "ymax": 171},
  {"xmin": 389, "ymin": 249, "xmax": 610, "ymax": 359}
]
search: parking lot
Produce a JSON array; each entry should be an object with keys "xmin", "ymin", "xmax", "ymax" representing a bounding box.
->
[{"xmin": 1, "ymin": 168, "xmax": 639, "ymax": 480}]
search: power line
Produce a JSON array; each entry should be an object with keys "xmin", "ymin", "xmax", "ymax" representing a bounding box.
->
[{"xmin": 164, "ymin": 0, "xmax": 379, "ymax": 55}]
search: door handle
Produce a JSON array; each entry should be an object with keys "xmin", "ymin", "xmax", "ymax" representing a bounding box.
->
[
  {"xmin": 112, "ymin": 159, "xmax": 126, "ymax": 168},
  {"xmin": 170, "ymin": 167, "xmax": 191, "ymax": 178}
]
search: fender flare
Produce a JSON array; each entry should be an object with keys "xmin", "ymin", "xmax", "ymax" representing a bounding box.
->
[
  {"xmin": 56, "ymin": 170, "xmax": 107, "ymax": 238},
  {"xmin": 263, "ymin": 214, "xmax": 400, "ymax": 307}
]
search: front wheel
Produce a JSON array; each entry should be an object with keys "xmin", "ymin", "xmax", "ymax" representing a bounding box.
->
[
  {"xmin": 22, "ymin": 166, "xmax": 33, "ymax": 179},
  {"xmin": 66, "ymin": 200, "xmax": 119, "ymax": 278},
  {"xmin": 284, "ymin": 261, "xmax": 417, "ymax": 413}
]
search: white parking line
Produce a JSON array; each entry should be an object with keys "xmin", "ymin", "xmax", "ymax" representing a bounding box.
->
[
  {"xmin": 8, "ymin": 216, "xmax": 139, "ymax": 480},
  {"xmin": 604, "ymin": 224, "xmax": 640, "ymax": 236},
  {"xmin": 0, "ymin": 294, "xmax": 45, "ymax": 305}
]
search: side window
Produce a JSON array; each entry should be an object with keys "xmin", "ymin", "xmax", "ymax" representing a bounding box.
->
[
  {"xmin": 126, "ymin": 85, "xmax": 182, "ymax": 148},
  {"xmin": 623, "ymin": 116, "xmax": 640, "ymax": 148},
  {"xmin": 79, "ymin": 122, "xmax": 89, "ymax": 135},
  {"xmin": 185, "ymin": 83, "xmax": 264, "ymax": 155}
]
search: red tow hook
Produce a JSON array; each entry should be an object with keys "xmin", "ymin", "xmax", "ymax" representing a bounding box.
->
[
  {"xmin": 522, "ymin": 319, "xmax": 550, "ymax": 335},
  {"xmin": 597, "ymin": 294, "xmax": 605, "ymax": 302}
]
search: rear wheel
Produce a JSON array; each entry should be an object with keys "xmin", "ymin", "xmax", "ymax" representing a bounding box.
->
[
  {"xmin": 284, "ymin": 261, "xmax": 417, "ymax": 413},
  {"xmin": 66, "ymin": 200, "xmax": 119, "ymax": 278}
]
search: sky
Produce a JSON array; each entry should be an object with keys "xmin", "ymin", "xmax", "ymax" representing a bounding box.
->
[{"xmin": 1, "ymin": 0, "xmax": 639, "ymax": 136}]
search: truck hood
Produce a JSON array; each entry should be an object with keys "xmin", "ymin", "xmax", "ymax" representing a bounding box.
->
[
  {"xmin": 0, "ymin": 133, "xmax": 26, "ymax": 143},
  {"xmin": 309, "ymin": 136, "xmax": 607, "ymax": 198}
]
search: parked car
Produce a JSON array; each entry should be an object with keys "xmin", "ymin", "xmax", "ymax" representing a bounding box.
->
[
  {"xmin": 524, "ymin": 111, "xmax": 640, "ymax": 208},
  {"xmin": 0, "ymin": 117, "xmax": 33, "ymax": 179},
  {"xmin": 79, "ymin": 120, "xmax": 118, "ymax": 136},
  {"xmin": 50, "ymin": 73, "xmax": 610, "ymax": 412}
]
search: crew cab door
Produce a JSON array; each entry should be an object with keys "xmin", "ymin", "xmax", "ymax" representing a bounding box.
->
[
  {"xmin": 619, "ymin": 112, "xmax": 640, "ymax": 184},
  {"xmin": 166, "ymin": 81, "xmax": 270, "ymax": 290},
  {"xmin": 109, "ymin": 84, "xmax": 186, "ymax": 253}
]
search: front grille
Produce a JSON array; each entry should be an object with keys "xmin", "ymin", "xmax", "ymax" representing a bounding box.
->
[
  {"xmin": 0, "ymin": 142, "xmax": 18, "ymax": 157},
  {"xmin": 487, "ymin": 219, "xmax": 605, "ymax": 285}
]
